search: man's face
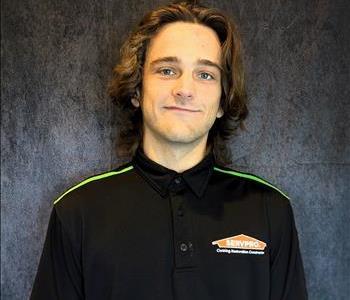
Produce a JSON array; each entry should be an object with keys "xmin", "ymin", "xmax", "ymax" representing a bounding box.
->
[{"xmin": 137, "ymin": 21, "xmax": 224, "ymax": 148}]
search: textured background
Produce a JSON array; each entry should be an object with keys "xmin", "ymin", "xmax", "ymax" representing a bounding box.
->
[{"xmin": 1, "ymin": 0, "xmax": 349, "ymax": 299}]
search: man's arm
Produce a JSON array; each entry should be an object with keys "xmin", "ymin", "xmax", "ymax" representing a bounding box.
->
[
  {"xmin": 30, "ymin": 207, "xmax": 83, "ymax": 300},
  {"xmin": 268, "ymin": 194, "xmax": 308, "ymax": 300}
]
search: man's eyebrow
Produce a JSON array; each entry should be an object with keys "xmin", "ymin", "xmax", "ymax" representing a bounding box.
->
[
  {"xmin": 149, "ymin": 56, "xmax": 223, "ymax": 72},
  {"xmin": 150, "ymin": 56, "xmax": 179, "ymax": 67},
  {"xmin": 198, "ymin": 58, "xmax": 223, "ymax": 72}
]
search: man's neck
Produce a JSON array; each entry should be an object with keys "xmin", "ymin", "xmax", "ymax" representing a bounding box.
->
[{"xmin": 141, "ymin": 136, "xmax": 210, "ymax": 173}]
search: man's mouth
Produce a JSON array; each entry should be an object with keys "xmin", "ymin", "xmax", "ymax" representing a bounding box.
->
[{"xmin": 164, "ymin": 106, "xmax": 200, "ymax": 112}]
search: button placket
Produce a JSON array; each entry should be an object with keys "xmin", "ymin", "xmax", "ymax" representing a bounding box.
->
[{"xmin": 169, "ymin": 191, "xmax": 196, "ymax": 269}]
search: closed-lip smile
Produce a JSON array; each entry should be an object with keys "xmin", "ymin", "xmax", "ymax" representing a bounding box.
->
[{"xmin": 164, "ymin": 106, "xmax": 200, "ymax": 112}]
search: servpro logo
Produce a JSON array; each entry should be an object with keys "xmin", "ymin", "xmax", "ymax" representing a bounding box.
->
[{"xmin": 211, "ymin": 234, "xmax": 267, "ymax": 255}]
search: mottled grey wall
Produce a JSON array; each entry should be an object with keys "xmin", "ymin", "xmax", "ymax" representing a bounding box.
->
[{"xmin": 1, "ymin": 0, "xmax": 349, "ymax": 299}]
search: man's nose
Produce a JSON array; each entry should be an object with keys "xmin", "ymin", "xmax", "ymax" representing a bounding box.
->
[{"xmin": 172, "ymin": 72, "xmax": 195, "ymax": 101}]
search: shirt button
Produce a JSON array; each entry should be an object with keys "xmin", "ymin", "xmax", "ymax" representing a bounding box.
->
[
  {"xmin": 174, "ymin": 177, "xmax": 182, "ymax": 184},
  {"xmin": 177, "ymin": 209, "xmax": 184, "ymax": 217},
  {"xmin": 180, "ymin": 243, "xmax": 188, "ymax": 252}
]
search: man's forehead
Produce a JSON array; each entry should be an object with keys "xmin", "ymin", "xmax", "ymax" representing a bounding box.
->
[{"xmin": 145, "ymin": 22, "xmax": 222, "ymax": 66}]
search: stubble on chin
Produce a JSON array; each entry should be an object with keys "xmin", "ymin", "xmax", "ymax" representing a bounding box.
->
[{"xmin": 157, "ymin": 122, "xmax": 208, "ymax": 144}]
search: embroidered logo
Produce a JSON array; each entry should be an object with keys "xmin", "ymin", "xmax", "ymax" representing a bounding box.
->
[{"xmin": 212, "ymin": 234, "xmax": 267, "ymax": 255}]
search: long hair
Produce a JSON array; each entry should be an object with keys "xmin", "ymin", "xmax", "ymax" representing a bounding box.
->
[{"xmin": 108, "ymin": 1, "xmax": 248, "ymax": 166}]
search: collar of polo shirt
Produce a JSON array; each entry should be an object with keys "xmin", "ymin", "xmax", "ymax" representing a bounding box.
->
[{"xmin": 132, "ymin": 146, "xmax": 214, "ymax": 198}]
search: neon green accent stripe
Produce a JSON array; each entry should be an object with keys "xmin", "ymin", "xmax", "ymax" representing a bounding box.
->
[
  {"xmin": 53, "ymin": 165, "xmax": 134, "ymax": 205},
  {"xmin": 213, "ymin": 167, "xmax": 290, "ymax": 199}
]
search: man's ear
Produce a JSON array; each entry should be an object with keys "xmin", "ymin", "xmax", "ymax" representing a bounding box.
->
[
  {"xmin": 131, "ymin": 89, "xmax": 141, "ymax": 108},
  {"xmin": 216, "ymin": 106, "xmax": 224, "ymax": 118}
]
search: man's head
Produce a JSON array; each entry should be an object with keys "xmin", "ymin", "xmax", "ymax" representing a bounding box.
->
[
  {"xmin": 134, "ymin": 21, "xmax": 224, "ymax": 152},
  {"xmin": 109, "ymin": 1, "xmax": 248, "ymax": 165}
]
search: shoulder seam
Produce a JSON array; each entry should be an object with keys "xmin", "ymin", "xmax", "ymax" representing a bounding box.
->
[
  {"xmin": 213, "ymin": 166, "xmax": 290, "ymax": 200},
  {"xmin": 53, "ymin": 165, "xmax": 134, "ymax": 205}
]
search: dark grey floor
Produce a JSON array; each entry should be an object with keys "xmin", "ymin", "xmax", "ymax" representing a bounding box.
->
[{"xmin": 2, "ymin": 0, "xmax": 349, "ymax": 299}]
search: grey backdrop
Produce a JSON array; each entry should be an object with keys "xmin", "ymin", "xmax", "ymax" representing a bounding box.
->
[{"xmin": 1, "ymin": 0, "xmax": 349, "ymax": 299}]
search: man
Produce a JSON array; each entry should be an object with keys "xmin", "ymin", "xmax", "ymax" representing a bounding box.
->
[{"xmin": 31, "ymin": 1, "xmax": 308, "ymax": 299}]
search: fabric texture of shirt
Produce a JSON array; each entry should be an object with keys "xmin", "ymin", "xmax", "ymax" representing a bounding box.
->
[{"xmin": 30, "ymin": 146, "xmax": 308, "ymax": 300}]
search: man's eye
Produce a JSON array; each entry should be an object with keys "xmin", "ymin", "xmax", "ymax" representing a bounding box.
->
[
  {"xmin": 158, "ymin": 68, "xmax": 175, "ymax": 76},
  {"xmin": 199, "ymin": 72, "xmax": 214, "ymax": 80}
]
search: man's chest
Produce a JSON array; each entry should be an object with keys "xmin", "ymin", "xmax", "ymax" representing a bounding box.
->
[{"xmin": 79, "ymin": 188, "xmax": 271, "ymax": 299}]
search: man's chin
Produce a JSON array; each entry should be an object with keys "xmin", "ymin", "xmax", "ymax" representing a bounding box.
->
[{"xmin": 162, "ymin": 132, "xmax": 205, "ymax": 145}]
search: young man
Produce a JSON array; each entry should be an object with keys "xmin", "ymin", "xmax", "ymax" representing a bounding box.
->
[{"xmin": 31, "ymin": 2, "xmax": 308, "ymax": 299}]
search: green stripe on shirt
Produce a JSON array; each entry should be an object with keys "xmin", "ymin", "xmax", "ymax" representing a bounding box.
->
[
  {"xmin": 213, "ymin": 166, "xmax": 290, "ymax": 200},
  {"xmin": 54, "ymin": 165, "xmax": 134, "ymax": 205}
]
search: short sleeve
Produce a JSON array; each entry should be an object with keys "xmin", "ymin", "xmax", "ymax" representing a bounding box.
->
[
  {"xmin": 30, "ymin": 207, "xmax": 83, "ymax": 300},
  {"xmin": 268, "ymin": 195, "xmax": 308, "ymax": 300}
]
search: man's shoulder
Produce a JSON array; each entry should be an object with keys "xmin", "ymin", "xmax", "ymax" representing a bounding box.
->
[
  {"xmin": 212, "ymin": 163, "xmax": 290, "ymax": 201},
  {"xmin": 53, "ymin": 161, "xmax": 135, "ymax": 207}
]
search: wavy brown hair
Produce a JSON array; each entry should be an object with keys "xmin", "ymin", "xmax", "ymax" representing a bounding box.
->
[{"xmin": 108, "ymin": 1, "xmax": 248, "ymax": 166}]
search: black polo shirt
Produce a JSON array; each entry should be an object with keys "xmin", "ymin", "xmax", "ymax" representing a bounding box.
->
[{"xmin": 31, "ymin": 146, "xmax": 308, "ymax": 300}]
